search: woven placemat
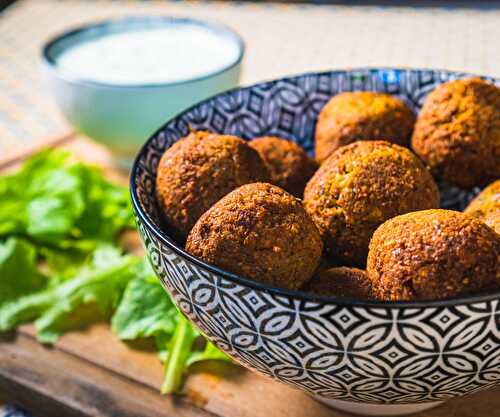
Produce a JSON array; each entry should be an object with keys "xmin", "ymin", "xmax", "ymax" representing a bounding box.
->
[{"xmin": 0, "ymin": 0, "xmax": 500, "ymax": 161}]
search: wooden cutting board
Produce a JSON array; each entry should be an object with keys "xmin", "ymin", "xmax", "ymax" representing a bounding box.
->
[{"xmin": 1, "ymin": 134, "xmax": 499, "ymax": 417}]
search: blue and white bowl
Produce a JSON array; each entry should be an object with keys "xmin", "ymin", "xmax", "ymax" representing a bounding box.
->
[{"xmin": 131, "ymin": 68, "xmax": 500, "ymax": 416}]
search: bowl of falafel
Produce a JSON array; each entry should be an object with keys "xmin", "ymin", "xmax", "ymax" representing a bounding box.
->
[{"xmin": 131, "ymin": 68, "xmax": 500, "ymax": 416}]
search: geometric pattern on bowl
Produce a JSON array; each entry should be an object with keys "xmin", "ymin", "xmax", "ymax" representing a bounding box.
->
[{"xmin": 131, "ymin": 68, "xmax": 500, "ymax": 404}]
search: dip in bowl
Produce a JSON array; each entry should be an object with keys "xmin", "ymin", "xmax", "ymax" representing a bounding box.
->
[{"xmin": 42, "ymin": 17, "xmax": 244, "ymax": 167}]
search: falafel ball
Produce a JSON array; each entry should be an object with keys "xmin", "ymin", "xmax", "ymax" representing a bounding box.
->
[
  {"xmin": 249, "ymin": 136, "xmax": 318, "ymax": 197},
  {"xmin": 305, "ymin": 267, "xmax": 373, "ymax": 298},
  {"xmin": 411, "ymin": 78, "xmax": 500, "ymax": 188},
  {"xmin": 367, "ymin": 209, "xmax": 500, "ymax": 301},
  {"xmin": 186, "ymin": 183, "xmax": 323, "ymax": 290},
  {"xmin": 156, "ymin": 131, "xmax": 269, "ymax": 240},
  {"xmin": 464, "ymin": 179, "xmax": 500, "ymax": 234},
  {"xmin": 315, "ymin": 92, "xmax": 415, "ymax": 164},
  {"xmin": 304, "ymin": 141, "xmax": 440, "ymax": 266}
]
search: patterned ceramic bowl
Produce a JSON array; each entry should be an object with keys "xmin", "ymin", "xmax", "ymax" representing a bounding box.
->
[{"xmin": 131, "ymin": 68, "xmax": 500, "ymax": 416}]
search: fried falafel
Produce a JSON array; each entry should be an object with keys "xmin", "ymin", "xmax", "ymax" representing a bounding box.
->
[
  {"xmin": 305, "ymin": 267, "xmax": 373, "ymax": 298},
  {"xmin": 367, "ymin": 209, "xmax": 500, "ymax": 301},
  {"xmin": 156, "ymin": 131, "xmax": 269, "ymax": 240},
  {"xmin": 304, "ymin": 141, "xmax": 440, "ymax": 266},
  {"xmin": 465, "ymin": 179, "xmax": 500, "ymax": 234},
  {"xmin": 186, "ymin": 183, "xmax": 323, "ymax": 290},
  {"xmin": 249, "ymin": 136, "xmax": 318, "ymax": 197},
  {"xmin": 315, "ymin": 92, "xmax": 415, "ymax": 164},
  {"xmin": 411, "ymin": 78, "xmax": 500, "ymax": 188}
]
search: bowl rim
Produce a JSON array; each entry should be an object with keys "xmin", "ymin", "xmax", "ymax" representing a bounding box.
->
[
  {"xmin": 131, "ymin": 66, "xmax": 500, "ymax": 309},
  {"xmin": 41, "ymin": 15, "xmax": 245, "ymax": 89}
]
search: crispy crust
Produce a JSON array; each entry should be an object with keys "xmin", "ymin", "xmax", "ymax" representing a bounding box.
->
[
  {"xmin": 411, "ymin": 78, "xmax": 500, "ymax": 188},
  {"xmin": 305, "ymin": 267, "xmax": 373, "ymax": 298},
  {"xmin": 249, "ymin": 136, "xmax": 318, "ymax": 197},
  {"xmin": 465, "ymin": 179, "xmax": 500, "ymax": 234},
  {"xmin": 186, "ymin": 183, "xmax": 323, "ymax": 290},
  {"xmin": 155, "ymin": 131, "xmax": 269, "ymax": 240},
  {"xmin": 315, "ymin": 92, "xmax": 415, "ymax": 164},
  {"xmin": 367, "ymin": 209, "xmax": 500, "ymax": 301},
  {"xmin": 304, "ymin": 141, "xmax": 440, "ymax": 266}
]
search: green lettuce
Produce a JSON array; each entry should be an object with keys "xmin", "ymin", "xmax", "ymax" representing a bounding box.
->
[
  {"xmin": 0, "ymin": 149, "xmax": 231, "ymax": 393},
  {"xmin": 0, "ymin": 150, "xmax": 133, "ymax": 261},
  {"xmin": 112, "ymin": 264, "xmax": 231, "ymax": 393},
  {"xmin": 0, "ymin": 245, "xmax": 140, "ymax": 343},
  {"xmin": 0, "ymin": 238, "xmax": 46, "ymax": 305}
]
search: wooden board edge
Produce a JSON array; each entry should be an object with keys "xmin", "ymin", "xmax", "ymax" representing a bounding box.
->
[{"xmin": 0, "ymin": 331, "xmax": 216, "ymax": 417}]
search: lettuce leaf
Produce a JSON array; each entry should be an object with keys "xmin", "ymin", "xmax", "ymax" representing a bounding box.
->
[
  {"xmin": 0, "ymin": 238, "xmax": 46, "ymax": 306},
  {"xmin": 112, "ymin": 264, "xmax": 231, "ymax": 393},
  {"xmin": 0, "ymin": 245, "xmax": 140, "ymax": 343},
  {"xmin": 0, "ymin": 150, "xmax": 134, "ymax": 260},
  {"xmin": 0, "ymin": 149, "xmax": 231, "ymax": 394},
  {"xmin": 111, "ymin": 263, "xmax": 178, "ymax": 340}
]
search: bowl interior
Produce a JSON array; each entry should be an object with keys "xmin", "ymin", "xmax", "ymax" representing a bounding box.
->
[{"xmin": 131, "ymin": 67, "xmax": 498, "ymax": 305}]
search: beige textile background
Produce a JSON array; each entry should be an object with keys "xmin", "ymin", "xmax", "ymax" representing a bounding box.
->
[{"xmin": 0, "ymin": 0, "xmax": 499, "ymax": 160}]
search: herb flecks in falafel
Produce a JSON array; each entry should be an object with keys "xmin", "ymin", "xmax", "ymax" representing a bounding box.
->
[{"xmin": 304, "ymin": 141, "xmax": 440, "ymax": 267}]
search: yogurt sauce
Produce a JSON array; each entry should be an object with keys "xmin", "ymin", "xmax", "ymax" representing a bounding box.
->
[{"xmin": 56, "ymin": 24, "xmax": 241, "ymax": 85}]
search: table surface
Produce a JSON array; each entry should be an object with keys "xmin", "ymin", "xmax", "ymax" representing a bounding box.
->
[{"xmin": 1, "ymin": 1, "xmax": 500, "ymax": 415}]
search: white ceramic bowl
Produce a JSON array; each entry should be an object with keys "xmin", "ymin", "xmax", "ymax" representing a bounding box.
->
[{"xmin": 42, "ymin": 17, "xmax": 244, "ymax": 167}]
